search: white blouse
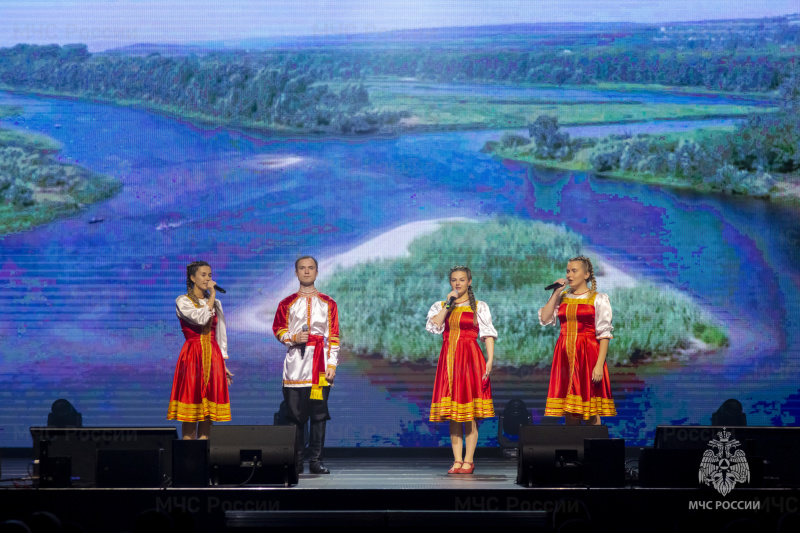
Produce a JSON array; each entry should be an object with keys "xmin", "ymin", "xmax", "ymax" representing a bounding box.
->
[
  {"xmin": 175, "ymin": 295, "xmax": 228, "ymax": 358},
  {"xmin": 426, "ymin": 300, "xmax": 498, "ymax": 340},
  {"xmin": 538, "ymin": 291, "xmax": 614, "ymax": 340}
]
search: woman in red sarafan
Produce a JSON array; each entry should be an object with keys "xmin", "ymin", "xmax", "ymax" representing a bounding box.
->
[
  {"xmin": 167, "ymin": 261, "xmax": 233, "ymax": 439},
  {"xmin": 427, "ymin": 266, "xmax": 496, "ymax": 475},
  {"xmin": 539, "ymin": 255, "xmax": 616, "ymax": 425}
]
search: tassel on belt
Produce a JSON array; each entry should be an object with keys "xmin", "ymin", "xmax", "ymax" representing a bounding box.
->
[{"xmin": 307, "ymin": 334, "xmax": 329, "ymax": 400}]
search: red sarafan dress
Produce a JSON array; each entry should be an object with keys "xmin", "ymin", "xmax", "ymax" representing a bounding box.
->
[
  {"xmin": 167, "ymin": 295, "xmax": 231, "ymax": 422},
  {"xmin": 540, "ymin": 291, "xmax": 616, "ymax": 419},
  {"xmin": 427, "ymin": 301, "xmax": 496, "ymax": 422}
]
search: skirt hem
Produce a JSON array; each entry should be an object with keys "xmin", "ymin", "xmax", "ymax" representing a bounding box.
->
[{"xmin": 167, "ymin": 399, "xmax": 231, "ymax": 422}]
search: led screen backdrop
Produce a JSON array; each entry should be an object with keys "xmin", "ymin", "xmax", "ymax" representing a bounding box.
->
[{"xmin": 1, "ymin": 1, "xmax": 799, "ymax": 447}]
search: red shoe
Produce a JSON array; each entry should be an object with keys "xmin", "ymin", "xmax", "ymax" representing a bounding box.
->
[
  {"xmin": 447, "ymin": 462, "xmax": 463, "ymax": 474},
  {"xmin": 458, "ymin": 462, "xmax": 475, "ymax": 474}
]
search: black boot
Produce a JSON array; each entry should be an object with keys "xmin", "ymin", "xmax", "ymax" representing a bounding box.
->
[
  {"xmin": 308, "ymin": 420, "xmax": 329, "ymax": 474},
  {"xmin": 294, "ymin": 423, "xmax": 305, "ymax": 475}
]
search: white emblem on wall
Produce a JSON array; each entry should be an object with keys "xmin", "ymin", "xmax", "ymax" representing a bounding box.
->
[{"xmin": 698, "ymin": 428, "xmax": 750, "ymax": 496}]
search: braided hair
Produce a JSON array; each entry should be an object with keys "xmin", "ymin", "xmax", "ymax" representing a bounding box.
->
[
  {"xmin": 567, "ymin": 255, "xmax": 597, "ymax": 294},
  {"xmin": 185, "ymin": 260, "xmax": 217, "ymax": 310},
  {"xmin": 449, "ymin": 265, "xmax": 478, "ymax": 325}
]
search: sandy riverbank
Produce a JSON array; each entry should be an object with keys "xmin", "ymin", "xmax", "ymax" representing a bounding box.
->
[{"xmin": 239, "ymin": 154, "xmax": 304, "ymax": 171}]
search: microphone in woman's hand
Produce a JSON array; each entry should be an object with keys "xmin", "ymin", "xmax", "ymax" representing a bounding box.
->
[
  {"xmin": 544, "ymin": 282, "xmax": 564, "ymax": 291},
  {"xmin": 446, "ymin": 295, "xmax": 457, "ymax": 308},
  {"xmin": 213, "ymin": 284, "xmax": 227, "ymax": 293}
]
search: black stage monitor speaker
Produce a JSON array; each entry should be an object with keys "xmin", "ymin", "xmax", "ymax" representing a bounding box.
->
[
  {"xmin": 96, "ymin": 449, "xmax": 161, "ymax": 488},
  {"xmin": 654, "ymin": 425, "xmax": 796, "ymax": 487},
  {"xmin": 584, "ymin": 438, "xmax": 626, "ymax": 487},
  {"xmin": 209, "ymin": 426, "xmax": 297, "ymax": 487},
  {"xmin": 639, "ymin": 448, "xmax": 707, "ymax": 488},
  {"xmin": 30, "ymin": 427, "xmax": 178, "ymax": 487},
  {"xmin": 37, "ymin": 437, "xmax": 72, "ymax": 488},
  {"xmin": 173, "ymin": 439, "xmax": 209, "ymax": 487},
  {"xmin": 517, "ymin": 425, "xmax": 609, "ymax": 487}
]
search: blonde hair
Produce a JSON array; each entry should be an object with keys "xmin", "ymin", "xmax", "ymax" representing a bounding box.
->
[
  {"xmin": 568, "ymin": 255, "xmax": 597, "ymax": 293},
  {"xmin": 449, "ymin": 266, "xmax": 478, "ymax": 325}
]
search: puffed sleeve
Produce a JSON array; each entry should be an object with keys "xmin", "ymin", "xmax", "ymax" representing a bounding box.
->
[
  {"xmin": 594, "ymin": 293, "xmax": 614, "ymax": 340},
  {"xmin": 272, "ymin": 298, "xmax": 293, "ymax": 346},
  {"xmin": 327, "ymin": 300, "xmax": 339, "ymax": 368},
  {"xmin": 216, "ymin": 300, "xmax": 228, "ymax": 359},
  {"xmin": 538, "ymin": 291, "xmax": 564, "ymax": 326},
  {"xmin": 477, "ymin": 301, "xmax": 498, "ymax": 340},
  {"xmin": 176, "ymin": 295, "xmax": 215, "ymax": 325},
  {"xmin": 426, "ymin": 301, "xmax": 445, "ymax": 334}
]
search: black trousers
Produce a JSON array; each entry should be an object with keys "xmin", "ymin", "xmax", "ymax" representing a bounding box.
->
[{"xmin": 282, "ymin": 386, "xmax": 331, "ymax": 465}]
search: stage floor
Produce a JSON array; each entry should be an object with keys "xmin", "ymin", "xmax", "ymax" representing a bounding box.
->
[{"xmin": 281, "ymin": 457, "xmax": 521, "ymax": 489}]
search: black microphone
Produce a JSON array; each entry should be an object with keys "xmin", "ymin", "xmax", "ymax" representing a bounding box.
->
[
  {"xmin": 212, "ymin": 284, "xmax": 226, "ymax": 294},
  {"xmin": 299, "ymin": 324, "xmax": 309, "ymax": 357},
  {"xmin": 445, "ymin": 296, "xmax": 456, "ymax": 309},
  {"xmin": 544, "ymin": 282, "xmax": 565, "ymax": 291}
]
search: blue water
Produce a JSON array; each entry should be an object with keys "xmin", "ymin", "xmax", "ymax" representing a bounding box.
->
[{"xmin": 0, "ymin": 90, "xmax": 797, "ymax": 447}]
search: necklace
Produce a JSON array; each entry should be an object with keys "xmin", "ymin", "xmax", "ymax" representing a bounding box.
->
[{"xmin": 299, "ymin": 289, "xmax": 318, "ymax": 296}]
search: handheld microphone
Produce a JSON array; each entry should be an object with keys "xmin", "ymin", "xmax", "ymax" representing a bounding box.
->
[
  {"xmin": 299, "ymin": 324, "xmax": 309, "ymax": 357},
  {"xmin": 445, "ymin": 296, "xmax": 456, "ymax": 309},
  {"xmin": 544, "ymin": 282, "xmax": 565, "ymax": 291},
  {"xmin": 212, "ymin": 284, "xmax": 226, "ymax": 293}
]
